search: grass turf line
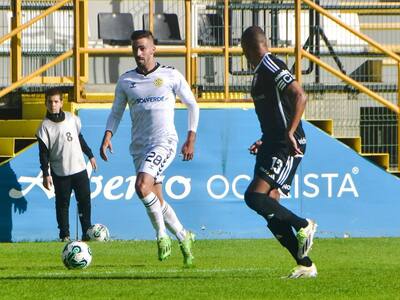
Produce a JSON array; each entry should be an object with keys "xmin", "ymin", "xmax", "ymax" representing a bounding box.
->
[{"xmin": 0, "ymin": 238, "xmax": 399, "ymax": 299}]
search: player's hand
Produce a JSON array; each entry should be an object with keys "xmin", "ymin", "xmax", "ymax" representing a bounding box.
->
[
  {"xmin": 287, "ymin": 131, "xmax": 303, "ymax": 156},
  {"xmin": 181, "ymin": 131, "xmax": 196, "ymax": 161},
  {"xmin": 43, "ymin": 175, "xmax": 53, "ymax": 191},
  {"xmin": 100, "ymin": 131, "xmax": 113, "ymax": 161},
  {"xmin": 90, "ymin": 157, "xmax": 97, "ymax": 172},
  {"xmin": 248, "ymin": 140, "xmax": 262, "ymax": 155},
  {"xmin": 181, "ymin": 140, "xmax": 195, "ymax": 161}
]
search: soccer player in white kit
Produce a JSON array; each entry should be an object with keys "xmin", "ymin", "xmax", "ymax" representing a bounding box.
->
[{"xmin": 100, "ymin": 30, "xmax": 199, "ymax": 267}]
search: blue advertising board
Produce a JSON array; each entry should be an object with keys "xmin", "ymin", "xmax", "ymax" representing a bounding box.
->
[{"xmin": 1, "ymin": 108, "xmax": 399, "ymax": 241}]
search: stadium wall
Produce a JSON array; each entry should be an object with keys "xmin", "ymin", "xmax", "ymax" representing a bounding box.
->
[{"xmin": 1, "ymin": 108, "xmax": 399, "ymax": 242}]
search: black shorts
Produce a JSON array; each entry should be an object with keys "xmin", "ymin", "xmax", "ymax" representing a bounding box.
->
[{"xmin": 254, "ymin": 142, "xmax": 306, "ymax": 195}]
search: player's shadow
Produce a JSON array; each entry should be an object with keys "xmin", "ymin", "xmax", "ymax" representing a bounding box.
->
[{"xmin": 0, "ymin": 162, "xmax": 27, "ymax": 242}]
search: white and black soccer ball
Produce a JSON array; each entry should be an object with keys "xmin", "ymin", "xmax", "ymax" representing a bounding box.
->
[
  {"xmin": 62, "ymin": 241, "xmax": 92, "ymax": 269},
  {"xmin": 86, "ymin": 223, "xmax": 110, "ymax": 241}
]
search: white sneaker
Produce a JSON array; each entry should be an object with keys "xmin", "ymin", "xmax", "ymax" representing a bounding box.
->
[
  {"xmin": 296, "ymin": 219, "xmax": 317, "ymax": 259},
  {"xmin": 287, "ymin": 263, "xmax": 317, "ymax": 279}
]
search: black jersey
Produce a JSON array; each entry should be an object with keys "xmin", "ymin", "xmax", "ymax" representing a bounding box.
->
[{"xmin": 251, "ymin": 53, "xmax": 306, "ymax": 145}]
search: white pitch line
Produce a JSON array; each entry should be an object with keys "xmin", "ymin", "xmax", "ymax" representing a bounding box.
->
[{"xmin": 31, "ymin": 267, "xmax": 273, "ymax": 277}]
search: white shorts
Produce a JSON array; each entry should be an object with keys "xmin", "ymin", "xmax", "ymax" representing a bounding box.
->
[{"xmin": 133, "ymin": 142, "xmax": 177, "ymax": 184}]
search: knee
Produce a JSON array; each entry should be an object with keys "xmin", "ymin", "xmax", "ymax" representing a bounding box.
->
[
  {"xmin": 268, "ymin": 189, "xmax": 281, "ymax": 201},
  {"xmin": 135, "ymin": 178, "xmax": 152, "ymax": 199},
  {"xmin": 244, "ymin": 191, "xmax": 257, "ymax": 211}
]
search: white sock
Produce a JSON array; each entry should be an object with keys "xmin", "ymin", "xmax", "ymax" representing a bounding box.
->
[
  {"xmin": 140, "ymin": 192, "xmax": 167, "ymax": 239},
  {"xmin": 161, "ymin": 201, "xmax": 187, "ymax": 241}
]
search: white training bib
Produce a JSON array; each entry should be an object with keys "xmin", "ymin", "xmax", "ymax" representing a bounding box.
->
[{"xmin": 36, "ymin": 112, "xmax": 86, "ymax": 176}]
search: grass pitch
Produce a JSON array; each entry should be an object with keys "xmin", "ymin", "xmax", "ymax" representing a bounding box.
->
[{"xmin": 1, "ymin": 238, "xmax": 399, "ymax": 299}]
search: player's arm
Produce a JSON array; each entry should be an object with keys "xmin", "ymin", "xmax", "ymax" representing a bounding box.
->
[
  {"xmin": 100, "ymin": 81, "xmax": 127, "ymax": 161},
  {"xmin": 36, "ymin": 136, "xmax": 53, "ymax": 190},
  {"xmin": 284, "ymin": 80, "xmax": 307, "ymax": 155},
  {"xmin": 174, "ymin": 70, "xmax": 200, "ymax": 161},
  {"xmin": 78, "ymin": 133, "xmax": 97, "ymax": 171},
  {"xmin": 268, "ymin": 56, "xmax": 306, "ymax": 155}
]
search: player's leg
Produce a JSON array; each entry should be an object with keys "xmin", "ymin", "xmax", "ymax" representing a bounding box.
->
[
  {"xmin": 154, "ymin": 184, "xmax": 195, "ymax": 267},
  {"xmin": 134, "ymin": 144, "xmax": 176, "ymax": 261},
  {"xmin": 153, "ymin": 183, "xmax": 187, "ymax": 241},
  {"xmin": 244, "ymin": 176, "xmax": 308, "ymax": 230},
  {"xmin": 267, "ymin": 189, "xmax": 314, "ymax": 267},
  {"xmin": 135, "ymin": 172, "xmax": 167, "ymax": 239},
  {"xmin": 268, "ymin": 217, "xmax": 313, "ymax": 264},
  {"xmin": 72, "ymin": 170, "xmax": 92, "ymax": 241},
  {"xmin": 52, "ymin": 173, "xmax": 72, "ymax": 241},
  {"xmin": 278, "ymin": 155, "xmax": 317, "ymax": 259},
  {"xmin": 136, "ymin": 172, "xmax": 170, "ymax": 260}
]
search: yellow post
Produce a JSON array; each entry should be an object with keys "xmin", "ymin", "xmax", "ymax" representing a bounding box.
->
[
  {"xmin": 11, "ymin": 0, "xmax": 22, "ymax": 83},
  {"xmin": 79, "ymin": 0, "xmax": 88, "ymax": 83},
  {"xmin": 191, "ymin": 56, "xmax": 197, "ymax": 96},
  {"xmin": 0, "ymin": 50, "xmax": 73, "ymax": 99},
  {"xmin": 73, "ymin": 0, "xmax": 81, "ymax": 102},
  {"xmin": 185, "ymin": 0, "xmax": 191, "ymax": 87},
  {"xmin": 295, "ymin": 0, "xmax": 302, "ymax": 83},
  {"xmin": 224, "ymin": 0, "xmax": 229, "ymax": 101},
  {"xmin": 398, "ymin": 63, "xmax": 400, "ymax": 171},
  {"xmin": 149, "ymin": 0, "xmax": 154, "ymax": 33}
]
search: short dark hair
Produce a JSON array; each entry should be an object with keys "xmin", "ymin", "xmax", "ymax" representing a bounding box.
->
[
  {"xmin": 241, "ymin": 26, "xmax": 268, "ymax": 48},
  {"xmin": 45, "ymin": 88, "xmax": 63, "ymax": 102},
  {"xmin": 130, "ymin": 30, "xmax": 155, "ymax": 42}
]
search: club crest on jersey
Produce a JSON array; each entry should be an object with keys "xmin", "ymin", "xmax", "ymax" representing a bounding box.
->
[
  {"xmin": 154, "ymin": 78, "xmax": 163, "ymax": 87},
  {"xmin": 129, "ymin": 82, "xmax": 137, "ymax": 88}
]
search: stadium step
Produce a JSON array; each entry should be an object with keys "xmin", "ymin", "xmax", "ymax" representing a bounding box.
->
[
  {"xmin": 307, "ymin": 119, "xmax": 333, "ymax": 135},
  {"xmin": 0, "ymin": 118, "xmax": 41, "ymax": 166},
  {"xmin": 0, "ymin": 137, "xmax": 37, "ymax": 164},
  {"xmin": 0, "ymin": 120, "xmax": 42, "ymax": 137},
  {"xmin": 22, "ymin": 94, "xmax": 75, "ymax": 119},
  {"xmin": 307, "ymin": 119, "xmax": 393, "ymax": 173},
  {"xmin": 361, "ymin": 153, "xmax": 390, "ymax": 170},
  {"xmin": 389, "ymin": 170, "xmax": 400, "ymax": 178},
  {"xmin": 336, "ymin": 137, "xmax": 362, "ymax": 153}
]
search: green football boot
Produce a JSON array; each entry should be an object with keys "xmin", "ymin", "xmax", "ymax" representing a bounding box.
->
[
  {"xmin": 157, "ymin": 236, "xmax": 172, "ymax": 261},
  {"xmin": 179, "ymin": 231, "xmax": 195, "ymax": 268},
  {"xmin": 296, "ymin": 219, "xmax": 317, "ymax": 259}
]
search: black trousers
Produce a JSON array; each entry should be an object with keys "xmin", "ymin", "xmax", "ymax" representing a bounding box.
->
[{"xmin": 52, "ymin": 169, "xmax": 91, "ymax": 239}]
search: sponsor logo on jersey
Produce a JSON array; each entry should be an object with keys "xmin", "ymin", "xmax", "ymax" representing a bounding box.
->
[
  {"xmin": 129, "ymin": 82, "xmax": 137, "ymax": 88},
  {"xmin": 154, "ymin": 78, "xmax": 164, "ymax": 87},
  {"xmin": 259, "ymin": 166, "xmax": 275, "ymax": 179},
  {"xmin": 298, "ymin": 137, "xmax": 306, "ymax": 145},
  {"xmin": 136, "ymin": 96, "xmax": 165, "ymax": 104}
]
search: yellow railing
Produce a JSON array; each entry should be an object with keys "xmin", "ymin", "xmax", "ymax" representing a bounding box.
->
[
  {"xmin": 297, "ymin": 0, "xmax": 400, "ymax": 170},
  {"xmin": 0, "ymin": 0, "xmax": 76, "ymax": 99}
]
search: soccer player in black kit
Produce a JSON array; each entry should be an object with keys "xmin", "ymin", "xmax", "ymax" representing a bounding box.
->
[{"xmin": 241, "ymin": 26, "xmax": 317, "ymax": 278}]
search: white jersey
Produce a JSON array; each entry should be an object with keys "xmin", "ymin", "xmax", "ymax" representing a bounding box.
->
[
  {"xmin": 36, "ymin": 112, "xmax": 86, "ymax": 176},
  {"xmin": 105, "ymin": 64, "xmax": 199, "ymax": 155}
]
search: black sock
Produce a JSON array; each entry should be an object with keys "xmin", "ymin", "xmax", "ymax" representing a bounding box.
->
[
  {"xmin": 244, "ymin": 191, "xmax": 308, "ymax": 231},
  {"xmin": 267, "ymin": 218, "xmax": 312, "ymax": 266}
]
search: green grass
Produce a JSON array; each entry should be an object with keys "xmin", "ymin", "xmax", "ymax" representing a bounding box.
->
[{"xmin": 1, "ymin": 238, "xmax": 400, "ymax": 299}]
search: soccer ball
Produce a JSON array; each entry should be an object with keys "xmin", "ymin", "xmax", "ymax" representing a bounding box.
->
[
  {"xmin": 86, "ymin": 223, "xmax": 110, "ymax": 241},
  {"xmin": 62, "ymin": 241, "xmax": 92, "ymax": 269}
]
